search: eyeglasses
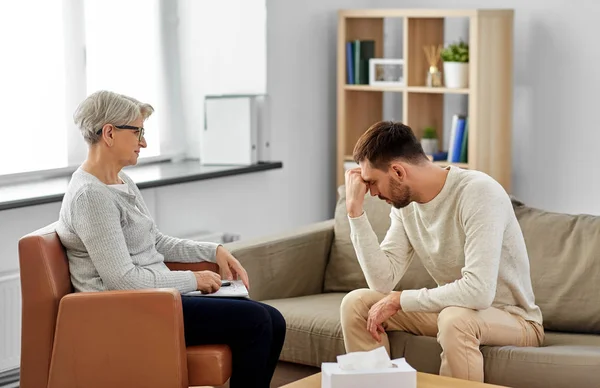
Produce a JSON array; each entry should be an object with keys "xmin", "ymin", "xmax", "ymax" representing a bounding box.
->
[{"xmin": 96, "ymin": 125, "xmax": 145, "ymax": 142}]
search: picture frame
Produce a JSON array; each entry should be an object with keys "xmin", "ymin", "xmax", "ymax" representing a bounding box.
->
[{"xmin": 369, "ymin": 58, "xmax": 405, "ymax": 86}]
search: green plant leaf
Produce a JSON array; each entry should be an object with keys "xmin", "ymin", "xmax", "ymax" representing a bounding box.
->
[
  {"xmin": 422, "ymin": 127, "xmax": 437, "ymax": 139},
  {"xmin": 441, "ymin": 39, "xmax": 469, "ymax": 63}
]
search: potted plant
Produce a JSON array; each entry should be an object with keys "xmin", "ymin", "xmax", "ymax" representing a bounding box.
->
[
  {"xmin": 421, "ymin": 126, "xmax": 438, "ymax": 156},
  {"xmin": 440, "ymin": 40, "xmax": 469, "ymax": 88}
]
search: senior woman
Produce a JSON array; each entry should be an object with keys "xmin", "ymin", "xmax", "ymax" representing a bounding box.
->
[{"xmin": 55, "ymin": 90, "xmax": 285, "ymax": 388}]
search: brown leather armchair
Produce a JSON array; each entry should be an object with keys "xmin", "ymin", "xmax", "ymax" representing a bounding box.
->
[{"xmin": 18, "ymin": 223, "xmax": 232, "ymax": 388}]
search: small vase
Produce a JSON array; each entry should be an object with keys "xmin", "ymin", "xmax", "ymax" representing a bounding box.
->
[
  {"xmin": 426, "ymin": 66, "xmax": 442, "ymax": 87},
  {"xmin": 421, "ymin": 138, "xmax": 438, "ymax": 155},
  {"xmin": 443, "ymin": 62, "xmax": 469, "ymax": 88}
]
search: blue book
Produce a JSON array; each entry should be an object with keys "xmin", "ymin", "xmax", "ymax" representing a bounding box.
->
[
  {"xmin": 450, "ymin": 118, "xmax": 466, "ymax": 163},
  {"xmin": 346, "ymin": 42, "xmax": 354, "ymax": 84}
]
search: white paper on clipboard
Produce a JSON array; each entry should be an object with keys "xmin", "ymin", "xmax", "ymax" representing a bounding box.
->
[{"xmin": 184, "ymin": 280, "xmax": 249, "ymax": 298}]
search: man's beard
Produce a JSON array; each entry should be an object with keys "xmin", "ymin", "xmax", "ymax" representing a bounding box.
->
[{"xmin": 382, "ymin": 177, "xmax": 412, "ymax": 209}]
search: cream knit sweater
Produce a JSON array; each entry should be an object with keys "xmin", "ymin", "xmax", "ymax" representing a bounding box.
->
[{"xmin": 348, "ymin": 166, "xmax": 543, "ymax": 324}]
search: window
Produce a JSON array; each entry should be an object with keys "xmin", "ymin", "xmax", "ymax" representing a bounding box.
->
[
  {"xmin": 0, "ymin": 1, "xmax": 68, "ymax": 175},
  {"xmin": 84, "ymin": 0, "xmax": 163, "ymax": 157},
  {"xmin": 0, "ymin": 0, "xmax": 266, "ymax": 178}
]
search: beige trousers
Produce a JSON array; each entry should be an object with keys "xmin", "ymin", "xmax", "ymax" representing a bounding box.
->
[{"xmin": 340, "ymin": 289, "xmax": 545, "ymax": 382}]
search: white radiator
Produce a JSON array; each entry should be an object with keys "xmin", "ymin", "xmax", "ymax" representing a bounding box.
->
[{"xmin": 0, "ymin": 272, "xmax": 20, "ymax": 373}]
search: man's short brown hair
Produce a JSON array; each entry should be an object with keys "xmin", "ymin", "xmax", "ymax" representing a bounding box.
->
[{"xmin": 353, "ymin": 121, "xmax": 428, "ymax": 170}]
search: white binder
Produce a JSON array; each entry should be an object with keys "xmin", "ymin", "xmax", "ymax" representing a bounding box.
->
[{"xmin": 201, "ymin": 94, "xmax": 270, "ymax": 165}]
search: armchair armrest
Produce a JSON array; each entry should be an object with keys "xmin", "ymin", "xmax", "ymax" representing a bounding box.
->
[
  {"xmin": 166, "ymin": 261, "xmax": 219, "ymax": 273},
  {"xmin": 223, "ymin": 219, "xmax": 335, "ymax": 301},
  {"xmin": 48, "ymin": 289, "xmax": 189, "ymax": 388}
]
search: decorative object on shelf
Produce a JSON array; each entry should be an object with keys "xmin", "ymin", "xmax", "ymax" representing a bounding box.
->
[
  {"xmin": 420, "ymin": 126, "xmax": 439, "ymax": 155},
  {"xmin": 441, "ymin": 40, "xmax": 469, "ymax": 88},
  {"xmin": 432, "ymin": 151, "xmax": 449, "ymax": 162},
  {"xmin": 368, "ymin": 58, "xmax": 405, "ymax": 86},
  {"xmin": 423, "ymin": 45, "xmax": 443, "ymax": 87}
]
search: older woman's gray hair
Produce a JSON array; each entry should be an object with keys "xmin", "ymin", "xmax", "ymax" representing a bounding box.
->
[{"xmin": 74, "ymin": 90, "xmax": 154, "ymax": 145}]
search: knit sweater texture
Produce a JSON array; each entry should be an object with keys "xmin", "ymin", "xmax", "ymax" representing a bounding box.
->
[
  {"xmin": 349, "ymin": 166, "xmax": 543, "ymax": 324},
  {"xmin": 56, "ymin": 167, "xmax": 218, "ymax": 294}
]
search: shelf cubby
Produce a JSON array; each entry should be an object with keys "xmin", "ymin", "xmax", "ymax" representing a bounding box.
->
[{"xmin": 337, "ymin": 9, "xmax": 514, "ymax": 192}]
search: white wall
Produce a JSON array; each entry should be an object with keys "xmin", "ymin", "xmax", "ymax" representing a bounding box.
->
[
  {"xmin": 266, "ymin": 0, "xmax": 372, "ymax": 225},
  {"xmin": 370, "ymin": 0, "xmax": 600, "ymax": 215}
]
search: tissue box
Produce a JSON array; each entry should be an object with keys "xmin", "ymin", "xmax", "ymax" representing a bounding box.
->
[{"xmin": 321, "ymin": 358, "xmax": 416, "ymax": 388}]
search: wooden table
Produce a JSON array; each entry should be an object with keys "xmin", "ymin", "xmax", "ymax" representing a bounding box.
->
[{"xmin": 281, "ymin": 372, "xmax": 507, "ymax": 387}]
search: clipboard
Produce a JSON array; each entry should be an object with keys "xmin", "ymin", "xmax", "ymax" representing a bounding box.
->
[{"xmin": 184, "ymin": 280, "xmax": 249, "ymax": 298}]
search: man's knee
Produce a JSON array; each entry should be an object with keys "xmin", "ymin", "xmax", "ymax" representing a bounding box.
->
[
  {"xmin": 437, "ymin": 306, "xmax": 481, "ymax": 341},
  {"xmin": 340, "ymin": 288, "xmax": 382, "ymax": 323}
]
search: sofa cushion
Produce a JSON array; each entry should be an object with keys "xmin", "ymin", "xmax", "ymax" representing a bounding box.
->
[
  {"xmin": 398, "ymin": 333, "xmax": 442, "ymax": 374},
  {"xmin": 262, "ymin": 292, "xmax": 411, "ymax": 368},
  {"xmin": 481, "ymin": 341, "xmax": 600, "ymax": 388},
  {"xmin": 261, "ymin": 293, "xmax": 347, "ymax": 367},
  {"xmin": 543, "ymin": 331, "xmax": 600, "ymax": 347},
  {"xmin": 512, "ymin": 199, "xmax": 600, "ymax": 333},
  {"xmin": 396, "ymin": 331, "xmax": 600, "ymax": 388},
  {"xmin": 324, "ymin": 185, "xmax": 436, "ymax": 292}
]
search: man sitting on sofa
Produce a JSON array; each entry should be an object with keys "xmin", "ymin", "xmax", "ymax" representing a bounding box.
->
[{"xmin": 340, "ymin": 120, "xmax": 544, "ymax": 383}]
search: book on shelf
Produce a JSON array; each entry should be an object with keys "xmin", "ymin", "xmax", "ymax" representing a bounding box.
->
[
  {"xmin": 345, "ymin": 40, "xmax": 375, "ymax": 85},
  {"xmin": 447, "ymin": 114, "xmax": 469, "ymax": 164}
]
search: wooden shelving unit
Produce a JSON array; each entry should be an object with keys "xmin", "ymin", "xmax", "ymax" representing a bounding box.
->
[{"xmin": 336, "ymin": 9, "xmax": 514, "ymax": 192}]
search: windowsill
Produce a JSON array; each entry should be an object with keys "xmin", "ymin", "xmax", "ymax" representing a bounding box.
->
[{"xmin": 0, "ymin": 159, "xmax": 283, "ymax": 211}]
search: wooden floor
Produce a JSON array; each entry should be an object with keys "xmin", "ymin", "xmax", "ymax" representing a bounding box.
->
[
  {"xmin": 197, "ymin": 361, "xmax": 320, "ymax": 388},
  {"xmin": 270, "ymin": 362, "xmax": 320, "ymax": 387}
]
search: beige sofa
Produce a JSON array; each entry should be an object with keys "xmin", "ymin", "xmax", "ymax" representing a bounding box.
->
[{"xmin": 225, "ymin": 187, "xmax": 600, "ymax": 388}]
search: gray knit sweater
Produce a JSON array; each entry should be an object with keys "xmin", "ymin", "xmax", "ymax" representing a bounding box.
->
[{"xmin": 56, "ymin": 167, "xmax": 218, "ymax": 294}]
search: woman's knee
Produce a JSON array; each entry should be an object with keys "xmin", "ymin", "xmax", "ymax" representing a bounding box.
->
[{"xmin": 263, "ymin": 303, "xmax": 287, "ymax": 334}]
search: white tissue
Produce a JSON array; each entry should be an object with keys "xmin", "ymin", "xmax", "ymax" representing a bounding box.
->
[{"xmin": 336, "ymin": 346, "xmax": 394, "ymax": 371}]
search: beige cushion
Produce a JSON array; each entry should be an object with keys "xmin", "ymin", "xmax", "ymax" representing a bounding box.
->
[
  {"xmin": 513, "ymin": 198, "xmax": 600, "ymax": 333},
  {"xmin": 399, "ymin": 333, "xmax": 442, "ymax": 374},
  {"xmin": 543, "ymin": 331, "xmax": 600, "ymax": 347},
  {"xmin": 262, "ymin": 292, "xmax": 412, "ymax": 368},
  {"xmin": 393, "ymin": 332, "xmax": 600, "ymax": 388},
  {"xmin": 262, "ymin": 293, "xmax": 347, "ymax": 366},
  {"xmin": 324, "ymin": 185, "xmax": 436, "ymax": 292},
  {"xmin": 482, "ymin": 340, "xmax": 600, "ymax": 388}
]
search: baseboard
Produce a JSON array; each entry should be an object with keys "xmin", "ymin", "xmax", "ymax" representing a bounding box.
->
[{"xmin": 0, "ymin": 368, "xmax": 19, "ymax": 387}]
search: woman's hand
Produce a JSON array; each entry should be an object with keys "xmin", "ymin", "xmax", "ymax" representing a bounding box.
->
[
  {"xmin": 194, "ymin": 270, "xmax": 222, "ymax": 294},
  {"xmin": 216, "ymin": 246, "xmax": 250, "ymax": 290}
]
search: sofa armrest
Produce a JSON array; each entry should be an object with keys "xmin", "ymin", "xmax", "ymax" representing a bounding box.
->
[
  {"xmin": 166, "ymin": 261, "xmax": 219, "ymax": 273},
  {"xmin": 223, "ymin": 219, "xmax": 335, "ymax": 301},
  {"xmin": 48, "ymin": 289, "xmax": 189, "ymax": 388}
]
